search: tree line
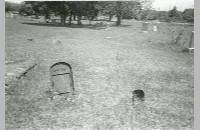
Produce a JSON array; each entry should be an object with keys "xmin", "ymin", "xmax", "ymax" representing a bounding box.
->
[
  {"xmin": 5, "ymin": 1, "xmax": 194, "ymax": 25},
  {"xmin": 141, "ymin": 6, "xmax": 194, "ymax": 23}
]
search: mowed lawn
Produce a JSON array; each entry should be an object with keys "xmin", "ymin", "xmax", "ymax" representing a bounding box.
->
[{"xmin": 5, "ymin": 17, "xmax": 194, "ymax": 130}]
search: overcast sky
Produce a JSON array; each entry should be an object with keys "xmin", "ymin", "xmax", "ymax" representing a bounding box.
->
[
  {"xmin": 6, "ymin": 0, "xmax": 194, "ymax": 11},
  {"xmin": 152, "ymin": 0, "xmax": 194, "ymax": 11}
]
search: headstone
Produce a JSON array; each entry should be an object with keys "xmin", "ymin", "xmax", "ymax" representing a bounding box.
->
[
  {"xmin": 105, "ymin": 22, "xmax": 110, "ymax": 30},
  {"xmin": 132, "ymin": 89, "xmax": 145, "ymax": 102},
  {"xmin": 38, "ymin": 16, "xmax": 45, "ymax": 23},
  {"xmin": 6, "ymin": 13, "xmax": 9, "ymax": 18},
  {"xmin": 153, "ymin": 25, "xmax": 158, "ymax": 32},
  {"xmin": 10, "ymin": 12, "xmax": 13, "ymax": 18},
  {"xmin": 51, "ymin": 19, "xmax": 56, "ymax": 24},
  {"xmin": 142, "ymin": 22, "xmax": 149, "ymax": 33},
  {"xmin": 189, "ymin": 31, "xmax": 194, "ymax": 48},
  {"xmin": 50, "ymin": 62, "xmax": 75, "ymax": 95},
  {"xmin": 51, "ymin": 18, "xmax": 61, "ymax": 24}
]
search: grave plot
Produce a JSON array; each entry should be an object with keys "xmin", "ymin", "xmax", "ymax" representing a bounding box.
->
[{"xmin": 5, "ymin": 18, "xmax": 194, "ymax": 130}]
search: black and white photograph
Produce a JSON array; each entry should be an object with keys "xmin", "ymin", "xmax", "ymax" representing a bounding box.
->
[{"xmin": 5, "ymin": 0, "xmax": 194, "ymax": 129}]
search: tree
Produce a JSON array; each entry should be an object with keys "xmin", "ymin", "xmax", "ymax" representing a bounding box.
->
[
  {"xmin": 132, "ymin": 0, "xmax": 154, "ymax": 20},
  {"xmin": 84, "ymin": 2, "xmax": 99, "ymax": 24},
  {"xmin": 168, "ymin": 6, "xmax": 178, "ymax": 18},
  {"xmin": 97, "ymin": 1, "xmax": 146, "ymax": 25},
  {"xmin": 96, "ymin": 1, "xmax": 116, "ymax": 21},
  {"xmin": 141, "ymin": 10, "xmax": 159, "ymax": 20},
  {"xmin": 72, "ymin": 1, "xmax": 98, "ymax": 25},
  {"xmin": 19, "ymin": 2, "xmax": 35, "ymax": 16},
  {"xmin": 5, "ymin": 1, "xmax": 20, "ymax": 12},
  {"xmin": 157, "ymin": 11, "xmax": 169, "ymax": 21},
  {"xmin": 182, "ymin": 8, "xmax": 194, "ymax": 23},
  {"xmin": 121, "ymin": 1, "xmax": 140, "ymax": 19},
  {"xmin": 18, "ymin": 1, "xmax": 155, "ymax": 26},
  {"xmin": 67, "ymin": 2, "xmax": 76, "ymax": 25},
  {"xmin": 19, "ymin": 1, "xmax": 50, "ymax": 18},
  {"xmin": 45, "ymin": 1, "xmax": 69, "ymax": 25},
  {"xmin": 19, "ymin": 1, "xmax": 99, "ymax": 26},
  {"xmin": 34, "ymin": 2, "xmax": 50, "ymax": 19},
  {"xmin": 115, "ymin": 1, "xmax": 122, "ymax": 25},
  {"xmin": 20, "ymin": 1, "xmax": 69, "ymax": 25},
  {"xmin": 168, "ymin": 6, "xmax": 183, "ymax": 22}
]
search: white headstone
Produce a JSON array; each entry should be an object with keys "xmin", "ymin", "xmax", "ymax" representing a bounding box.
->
[
  {"xmin": 38, "ymin": 16, "xmax": 45, "ymax": 23},
  {"xmin": 153, "ymin": 25, "xmax": 157, "ymax": 32},
  {"xmin": 10, "ymin": 12, "xmax": 13, "ymax": 18}
]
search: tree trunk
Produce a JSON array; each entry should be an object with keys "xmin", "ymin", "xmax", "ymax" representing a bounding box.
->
[
  {"xmin": 116, "ymin": 1, "xmax": 122, "ymax": 26},
  {"xmin": 109, "ymin": 15, "xmax": 113, "ymax": 21},
  {"xmin": 61, "ymin": 14, "xmax": 67, "ymax": 26},
  {"xmin": 69, "ymin": 12, "xmax": 72, "ymax": 26},
  {"xmin": 116, "ymin": 15, "xmax": 121, "ymax": 26},
  {"xmin": 73, "ymin": 14, "xmax": 76, "ymax": 21},
  {"xmin": 88, "ymin": 16, "xmax": 92, "ymax": 25},
  {"xmin": 77, "ymin": 14, "xmax": 82, "ymax": 25},
  {"xmin": 137, "ymin": 14, "xmax": 141, "ymax": 21},
  {"xmin": 45, "ymin": 13, "xmax": 49, "ymax": 19},
  {"xmin": 35, "ymin": 14, "xmax": 39, "ymax": 19}
]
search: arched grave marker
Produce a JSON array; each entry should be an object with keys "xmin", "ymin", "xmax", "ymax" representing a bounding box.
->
[
  {"xmin": 132, "ymin": 89, "xmax": 145, "ymax": 102},
  {"xmin": 50, "ymin": 62, "xmax": 75, "ymax": 98}
]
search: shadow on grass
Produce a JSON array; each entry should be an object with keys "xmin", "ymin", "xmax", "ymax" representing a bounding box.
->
[{"xmin": 21, "ymin": 22, "xmax": 133, "ymax": 29}]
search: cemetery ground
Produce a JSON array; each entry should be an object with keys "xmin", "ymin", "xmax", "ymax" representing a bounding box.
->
[{"xmin": 5, "ymin": 17, "xmax": 194, "ymax": 130}]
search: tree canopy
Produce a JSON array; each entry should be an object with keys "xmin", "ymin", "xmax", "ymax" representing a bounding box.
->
[
  {"xmin": 182, "ymin": 8, "xmax": 194, "ymax": 23},
  {"xmin": 5, "ymin": 1, "xmax": 20, "ymax": 12},
  {"xmin": 9, "ymin": 1, "xmax": 193, "ymax": 25}
]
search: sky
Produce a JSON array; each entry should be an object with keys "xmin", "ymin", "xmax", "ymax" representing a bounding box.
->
[
  {"xmin": 6, "ymin": 0, "xmax": 194, "ymax": 11},
  {"xmin": 152, "ymin": 0, "xmax": 194, "ymax": 11}
]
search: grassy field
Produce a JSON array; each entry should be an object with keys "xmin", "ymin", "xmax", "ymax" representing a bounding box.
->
[{"xmin": 5, "ymin": 17, "xmax": 194, "ymax": 130}]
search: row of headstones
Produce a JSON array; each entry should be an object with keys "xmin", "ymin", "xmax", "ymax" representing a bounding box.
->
[
  {"xmin": 26, "ymin": 16, "xmax": 61, "ymax": 24},
  {"xmin": 142, "ymin": 22, "xmax": 194, "ymax": 50},
  {"xmin": 6, "ymin": 14, "xmax": 61, "ymax": 24},
  {"xmin": 142, "ymin": 22, "xmax": 158, "ymax": 33},
  {"xmin": 5, "ymin": 12, "xmax": 18, "ymax": 19}
]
